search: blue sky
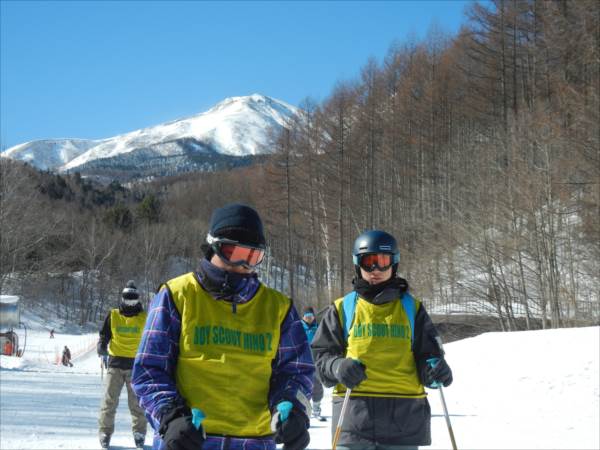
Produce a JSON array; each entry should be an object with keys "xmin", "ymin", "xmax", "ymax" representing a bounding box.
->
[{"xmin": 1, "ymin": 1, "xmax": 472, "ymax": 149}]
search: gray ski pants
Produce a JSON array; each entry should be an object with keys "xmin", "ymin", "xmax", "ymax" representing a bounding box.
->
[{"xmin": 98, "ymin": 367, "xmax": 147, "ymax": 436}]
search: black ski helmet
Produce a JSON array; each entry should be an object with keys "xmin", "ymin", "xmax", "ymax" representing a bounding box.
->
[{"xmin": 352, "ymin": 230, "xmax": 400, "ymax": 276}]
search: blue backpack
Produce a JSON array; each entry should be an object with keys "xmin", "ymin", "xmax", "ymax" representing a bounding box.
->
[{"xmin": 340, "ymin": 291, "xmax": 417, "ymax": 346}]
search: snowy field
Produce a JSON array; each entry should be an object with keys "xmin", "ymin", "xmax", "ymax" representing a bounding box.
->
[{"xmin": 1, "ymin": 325, "xmax": 598, "ymax": 450}]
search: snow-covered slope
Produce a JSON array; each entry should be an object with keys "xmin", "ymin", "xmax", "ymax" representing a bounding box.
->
[
  {"xmin": 1, "ymin": 94, "xmax": 298, "ymax": 174},
  {"xmin": 1, "ymin": 326, "xmax": 598, "ymax": 449}
]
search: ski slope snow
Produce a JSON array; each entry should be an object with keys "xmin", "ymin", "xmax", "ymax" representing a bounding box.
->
[{"xmin": 1, "ymin": 326, "xmax": 598, "ymax": 449}]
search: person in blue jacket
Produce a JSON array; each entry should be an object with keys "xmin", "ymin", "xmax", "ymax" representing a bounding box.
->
[
  {"xmin": 131, "ymin": 203, "xmax": 314, "ymax": 450},
  {"xmin": 301, "ymin": 306, "xmax": 324, "ymax": 419}
]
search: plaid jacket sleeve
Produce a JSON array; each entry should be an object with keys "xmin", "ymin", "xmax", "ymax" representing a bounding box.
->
[
  {"xmin": 268, "ymin": 304, "xmax": 315, "ymax": 416},
  {"xmin": 132, "ymin": 288, "xmax": 184, "ymax": 431}
]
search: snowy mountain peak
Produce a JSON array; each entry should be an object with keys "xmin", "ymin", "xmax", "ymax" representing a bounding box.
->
[
  {"xmin": 203, "ymin": 94, "xmax": 297, "ymax": 130},
  {"xmin": 211, "ymin": 93, "xmax": 280, "ymax": 108},
  {"xmin": 1, "ymin": 94, "xmax": 299, "ymax": 175}
]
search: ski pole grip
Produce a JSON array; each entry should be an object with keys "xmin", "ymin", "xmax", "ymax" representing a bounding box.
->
[
  {"xmin": 426, "ymin": 357, "xmax": 442, "ymax": 388},
  {"xmin": 276, "ymin": 400, "xmax": 293, "ymax": 422},
  {"xmin": 191, "ymin": 408, "xmax": 206, "ymax": 430}
]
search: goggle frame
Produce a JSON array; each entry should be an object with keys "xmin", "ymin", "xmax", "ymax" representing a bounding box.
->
[
  {"xmin": 354, "ymin": 252, "xmax": 399, "ymax": 272},
  {"xmin": 207, "ymin": 233, "xmax": 266, "ymax": 269}
]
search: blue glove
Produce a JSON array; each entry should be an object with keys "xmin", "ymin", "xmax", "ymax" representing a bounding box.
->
[{"xmin": 273, "ymin": 401, "xmax": 310, "ymax": 450}]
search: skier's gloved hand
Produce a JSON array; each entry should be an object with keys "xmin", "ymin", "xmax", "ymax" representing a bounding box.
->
[
  {"xmin": 272, "ymin": 401, "xmax": 310, "ymax": 450},
  {"xmin": 423, "ymin": 357, "xmax": 453, "ymax": 388},
  {"xmin": 96, "ymin": 341, "xmax": 108, "ymax": 357},
  {"xmin": 159, "ymin": 406, "xmax": 205, "ymax": 450},
  {"xmin": 332, "ymin": 358, "xmax": 367, "ymax": 389},
  {"xmin": 162, "ymin": 416, "xmax": 205, "ymax": 450}
]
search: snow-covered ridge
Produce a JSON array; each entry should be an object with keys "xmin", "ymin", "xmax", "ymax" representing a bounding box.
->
[
  {"xmin": 1, "ymin": 138, "xmax": 105, "ymax": 171},
  {"xmin": 1, "ymin": 94, "xmax": 298, "ymax": 172}
]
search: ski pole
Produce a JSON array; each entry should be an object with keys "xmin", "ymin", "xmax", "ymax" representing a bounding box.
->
[
  {"xmin": 438, "ymin": 385, "xmax": 457, "ymax": 450},
  {"xmin": 427, "ymin": 358, "xmax": 457, "ymax": 450},
  {"xmin": 332, "ymin": 388, "xmax": 351, "ymax": 450}
]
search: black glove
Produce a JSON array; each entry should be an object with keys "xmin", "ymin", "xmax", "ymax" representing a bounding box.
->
[
  {"xmin": 332, "ymin": 358, "xmax": 367, "ymax": 389},
  {"xmin": 274, "ymin": 408, "xmax": 310, "ymax": 450},
  {"xmin": 97, "ymin": 341, "xmax": 108, "ymax": 357},
  {"xmin": 422, "ymin": 357, "xmax": 453, "ymax": 388},
  {"xmin": 159, "ymin": 408, "xmax": 205, "ymax": 450}
]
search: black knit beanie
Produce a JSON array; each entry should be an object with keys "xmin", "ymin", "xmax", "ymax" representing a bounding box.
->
[{"xmin": 207, "ymin": 203, "xmax": 266, "ymax": 248}]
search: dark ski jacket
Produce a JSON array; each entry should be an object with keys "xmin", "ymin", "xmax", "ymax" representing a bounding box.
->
[
  {"xmin": 311, "ymin": 283, "xmax": 445, "ymax": 446},
  {"xmin": 98, "ymin": 303, "xmax": 144, "ymax": 370}
]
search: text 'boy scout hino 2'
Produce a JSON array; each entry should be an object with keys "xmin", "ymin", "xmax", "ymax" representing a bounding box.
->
[
  {"xmin": 312, "ymin": 230, "xmax": 453, "ymax": 450},
  {"xmin": 131, "ymin": 204, "xmax": 314, "ymax": 450}
]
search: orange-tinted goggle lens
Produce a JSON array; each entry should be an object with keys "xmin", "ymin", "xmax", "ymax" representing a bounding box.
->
[
  {"xmin": 359, "ymin": 253, "xmax": 392, "ymax": 272},
  {"xmin": 219, "ymin": 243, "xmax": 265, "ymax": 267}
]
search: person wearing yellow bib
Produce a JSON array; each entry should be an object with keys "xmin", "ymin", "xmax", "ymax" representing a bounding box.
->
[
  {"xmin": 312, "ymin": 230, "xmax": 453, "ymax": 450},
  {"xmin": 97, "ymin": 280, "xmax": 148, "ymax": 450},
  {"xmin": 131, "ymin": 203, "xmax": 314, "ymax": 450}
]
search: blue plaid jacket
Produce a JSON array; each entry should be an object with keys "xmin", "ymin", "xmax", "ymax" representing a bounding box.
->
[{"xmin": 131, "ymin": 272, "xmax": 314, "ymax": 450}]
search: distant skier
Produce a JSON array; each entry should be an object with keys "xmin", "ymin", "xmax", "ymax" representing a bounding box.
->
[
  {"xmin": 61, "ymin": 345, "xmax": 73, "ymax": 367},
  {"xmin": 301, "ymin": 306, "xmax": 326, "ymax": 421},
  {"xmin": 97, "ymin": 280, "xmax": 148, "ymax": 450},
  {"xmin": 132, "ymin": 203, "xmax": 314, "ymax": 450},
  {"xmin": 49, "ymin": 328, "xmax": 55, "ymax": 339},
  {"xmin": 312, "ymin": 230, "xmax": 453, "ymax": 450}
]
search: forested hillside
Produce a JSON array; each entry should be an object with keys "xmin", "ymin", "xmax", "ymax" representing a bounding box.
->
[
  {"xmin": 1, "ymin": 0, "xmax": 598, "ymax": 329},
  {"xmin": 260, "ymin": 0, "xmax": 599, "ymax": 329}
]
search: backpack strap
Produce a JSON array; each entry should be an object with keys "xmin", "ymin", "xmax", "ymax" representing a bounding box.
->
[
  {"xmin": 341, "ymin": 291, "xmax": 417, "ymax": 345},
  {"xmin": 401, "ymin": 292, "xmax": 416, "ymax": 345},
  {"xmin": 341, "ymin": 291, "xmax": 358, "ymax": 340}
]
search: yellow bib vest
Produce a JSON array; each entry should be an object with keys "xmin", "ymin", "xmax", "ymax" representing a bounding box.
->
[
  {"xmin": 166, "ymin": 272, "xmax": 291, "ymax": 437},
  {"xmin": 333, "ymin": 296, "xmax": 426, "ymax": 399},
  {"xmin": 108, "ymin": 309, "xmax": 147, "ymax": 358}
]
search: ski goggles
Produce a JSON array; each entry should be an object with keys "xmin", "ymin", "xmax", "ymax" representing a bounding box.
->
[
  {"xmin": 122, "ymin": 299, "xmax": 140, "ymax": 306},
  {"xmin": 357, "ymin": 253, "xmax": 394, "ymax": 272},
  {"xmin": 207, "ymin": 233, "xmax": 265, "ymax": 268}
]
